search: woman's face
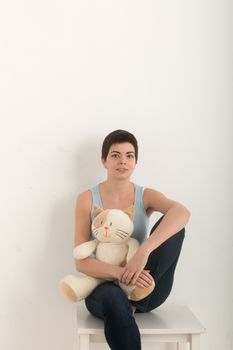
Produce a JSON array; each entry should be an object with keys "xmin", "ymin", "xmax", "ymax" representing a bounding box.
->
[{"xmin": 102, "ymin": 142, "xmax": 137, "ymax": 179}]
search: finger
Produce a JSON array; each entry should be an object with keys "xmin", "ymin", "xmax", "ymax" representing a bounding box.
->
[
  {"xmin": 125, "ymin": 272, "xmax": 135, "ymax": 285},
  {"xmin": 121, "ymin": 269, "xmax": 131, "ymax": 280},
  {"xmin": 139, "ymin": 274, "xmax": 153, "ymax": 286},
  {"xmin": 131, "ymin": 271, "xmax": 142, "ymax": 285},
  {"xmin": 122, "ymin": 271, "xmax": 134, "ymax": 285},
  {"xmin": 142, "ymin": 270, "xmax": 153, "ymax": 278},
  {"xmin": 138, "ymin": 276, "xmax": 153, "ymax": 286},
  {"xmin": 120, "ymin": 272, "xmax": 128, "ymax": 283},
  {"xmin": 135, "ymin": 280, "xmax": 146, "ymax": 288},
  {"xmin": 136, "ymin": 277, "xmax": 151, "ymax": 288},
  {"xmin": 141, "ymin": 270, "xmax": 154, "ymax": 282},
  {"xmin": 139, "ymin": 271, "xmax": 154, "ymax": 284}
]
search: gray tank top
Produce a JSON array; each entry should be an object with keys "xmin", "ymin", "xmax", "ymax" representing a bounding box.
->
[{"xmin": 89, "ymin": 183, "xmax": 149, "ymax": 244}]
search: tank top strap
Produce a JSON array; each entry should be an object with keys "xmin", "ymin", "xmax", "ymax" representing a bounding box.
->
[
  {"xmin": 89, "ymin": 185, "xmax": 103, "ymax": 221},
  {"xmin": 134, "ymin": 183, "xmax": 147, "ymax": 215}
]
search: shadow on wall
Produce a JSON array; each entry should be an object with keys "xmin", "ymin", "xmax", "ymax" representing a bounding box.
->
[{"xmin": 5, "ymin": 138, "xmax": 105, "ymax": 350}]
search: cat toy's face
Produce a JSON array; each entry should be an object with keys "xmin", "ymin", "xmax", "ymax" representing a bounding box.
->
[{"xmin": 91, "ymin": 206, "xmax": 134, "ymax": 243}]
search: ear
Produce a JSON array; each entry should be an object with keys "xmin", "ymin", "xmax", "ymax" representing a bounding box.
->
[
  {"xmin": 101, "ymin": 158, "xmax": 107, "ymax": 168},
  {"xmin": 124, "ymin": 205, "xmax": 134, "ymax": 221},
  {"xmin": 93, "ymin": 206, "xmax": 103, "ymax": 218}
]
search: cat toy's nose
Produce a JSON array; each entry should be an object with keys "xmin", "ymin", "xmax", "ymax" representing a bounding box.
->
[{"xmin": 104, "ymin": 226, "xmax": 110, "ymax": 238}]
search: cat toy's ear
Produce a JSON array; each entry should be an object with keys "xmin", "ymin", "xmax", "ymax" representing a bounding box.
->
[
  {"xmin": 93, "ymin": 206, "xmax": 103, "ymax": 218},
  {"xmin": 124, "ymin": 205, "xmax": 134, "ymax": 221}
]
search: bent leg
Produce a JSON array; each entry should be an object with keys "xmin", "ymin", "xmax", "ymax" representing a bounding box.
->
[
  {"xmin": 133, "ymin": 215, "xmax": 185, "ymax": 312},
  {"xmin": 85, "ymin": 281, "xmax": 141, "ymax": 350}
]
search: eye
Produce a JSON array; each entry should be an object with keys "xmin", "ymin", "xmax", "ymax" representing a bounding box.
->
[
  {"xmin": 100, "ymin": 221, "xmax": 103, "ymax": 225},
  {"xmin": 110, "ymin": 222, "xmax": 112, "ymax": 226}
]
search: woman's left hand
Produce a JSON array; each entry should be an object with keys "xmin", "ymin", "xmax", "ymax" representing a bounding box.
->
[{"xmin": 120, "ymin": 247, "xmax": 150, "ymax": 285}]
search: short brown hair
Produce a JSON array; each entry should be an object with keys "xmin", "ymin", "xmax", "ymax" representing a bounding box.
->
[{"xmin": 101, "ymin": 129, "xmax": 138, "ymax": 162}]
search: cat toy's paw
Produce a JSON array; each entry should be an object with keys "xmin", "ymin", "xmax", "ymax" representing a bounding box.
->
[
  {"xmin": 59, "ymin": 279, "xmax": 78, "ymax": 302},
  {"xmin": 128, "ymin": 280, "xmax": 155, "ymax": 301}
]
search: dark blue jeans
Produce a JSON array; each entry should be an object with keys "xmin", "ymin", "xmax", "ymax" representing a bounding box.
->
[{"xmin": 84, "ymin": 215, "xmax": 185, "ymax": 350}]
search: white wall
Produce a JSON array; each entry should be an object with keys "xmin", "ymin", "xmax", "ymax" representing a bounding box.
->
[{"xmin": 0, "ymin": 1, "xmax": 232, "ymax": 349}]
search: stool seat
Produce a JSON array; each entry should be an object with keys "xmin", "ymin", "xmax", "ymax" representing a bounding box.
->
[{"xmin": 76, "ymin": 303, "xmax": 205, "ymax": 349}]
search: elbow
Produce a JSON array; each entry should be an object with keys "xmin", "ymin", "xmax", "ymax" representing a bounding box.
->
[
  {"xmin": 75, "ymin": 259, "xmax": 83, "ymax": 273},
  {"xmin": 183, "ymin": 206, "xmax": 191, "ymax": 224},
  {"xmin": 75, "ymin": 258, "xmax": 89, "ymax": 273},
  {"xmin": 175, "ymin": 203, "xmax": 191, "ymax": 217},
  {"xmin": 185, "ymin": 207, "xmax": 191, "ymax": 218},
  {"xmin": 175, "ymin": 203, "xmax": 191, "ymax": 222}
]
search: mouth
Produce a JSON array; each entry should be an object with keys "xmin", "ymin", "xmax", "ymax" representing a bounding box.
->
[{"xmin": 116, "ymin": 168, "xmax": 128, "ymax": 172}]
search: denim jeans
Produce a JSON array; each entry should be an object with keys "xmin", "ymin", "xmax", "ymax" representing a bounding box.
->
[{"xmin": 84, "ymin": 215, "xmax": 185, "ymax": 350}]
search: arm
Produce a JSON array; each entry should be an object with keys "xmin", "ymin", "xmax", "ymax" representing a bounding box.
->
[
  {"xmin": 121, "ymin": 188, "xmax": 191, "ymax": 285},
  {"xmin": 74, "ymin": 191, "xmax": 123, "ymax": 280},
  {"xmin": 140, "ymin": 188, "xmax": 191, "ymax": 254}
]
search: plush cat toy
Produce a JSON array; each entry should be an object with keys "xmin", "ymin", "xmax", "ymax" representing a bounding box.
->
[{"xmin": 59, "ymin": 205, "xmax": 155, "ymax": 302}]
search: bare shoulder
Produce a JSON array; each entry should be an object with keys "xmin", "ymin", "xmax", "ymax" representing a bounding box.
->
[
  {"xmin": 76, "ymin": 190, "xmax": 92, "ymax": 209},
  {"xmin": 74, "ymin": 190, "xmax": 93, "ymax": 246},
  {"xmin": 143, "ymin": 187, "xmax": 186, "ymax": 215}
]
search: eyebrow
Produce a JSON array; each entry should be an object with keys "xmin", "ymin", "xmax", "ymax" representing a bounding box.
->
[{"xmin": 110, "ymin": 151, "xmax": 135, "ymax": 154}]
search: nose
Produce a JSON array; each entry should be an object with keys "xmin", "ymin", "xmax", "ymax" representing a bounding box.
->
[
  {"xmin": 119, "ymin": 157, "xmax": 126, "ymax": 164},
  {"xmin": 104, "ymin": 226, "xmax": 109, "ymax": 230}
]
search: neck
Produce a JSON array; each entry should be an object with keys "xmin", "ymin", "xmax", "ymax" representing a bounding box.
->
[{"xmin": 100, "ymin": 179, "xmax": 134, "ymax": 196}]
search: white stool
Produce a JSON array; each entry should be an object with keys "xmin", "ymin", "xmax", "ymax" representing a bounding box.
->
[{"xmin": 76, "ymin": 303, "xmax": 205, "ymax": 349}]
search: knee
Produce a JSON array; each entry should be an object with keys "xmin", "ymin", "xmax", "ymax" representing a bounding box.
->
[
  {"xmin": 103, "ymin": 287, "xmax": 132, "ymax": 319},
  {"xmin": 176, "ymin": 226, "xmax": 185, "ymax": 238},
  {"xmin": 176, "ymin": 227, "xmax": 185, "ymax": 241},
  {"xmin": 153, "ymin": 228, "xmax": 185, "ymax": 256},
  {"xmin": 85, "ymin": 282, "xmax": 132, "ymax": 320},
  {"xmin": 104, "ymin": 286, "xmax": 128, "ymax": 309},
  {"xmin": 167, "ymin": 228, "xmax": 185, "ymax": 250}
]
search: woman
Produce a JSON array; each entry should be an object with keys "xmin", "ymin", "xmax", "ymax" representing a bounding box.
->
[{"xmin": 74, "ymin": 129, "xmax": 190, "ymax": 350}]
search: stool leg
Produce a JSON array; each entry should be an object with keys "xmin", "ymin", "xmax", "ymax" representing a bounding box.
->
[
  {"xmin": 78, "ymin": 334, "xmax": 90, "ymax": 350},
  {"xmin": 190, "ymin": 334, "xmax": 200, "ymax": 350}
]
